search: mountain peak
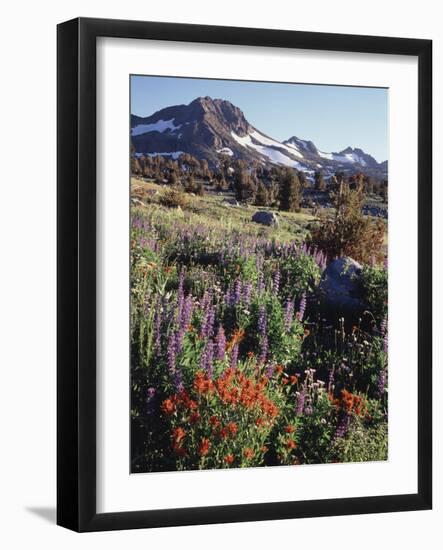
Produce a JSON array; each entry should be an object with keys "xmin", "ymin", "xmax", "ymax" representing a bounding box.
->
[
  {"xmin": 284, "ymin": 136, "xmax": 319, "ymax": 156},
  {"xmin": 130, "ymin": 97, "xmax": 387, "ymax": 177}
]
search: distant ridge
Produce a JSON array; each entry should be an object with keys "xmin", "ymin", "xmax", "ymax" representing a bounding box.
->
[{"xmin": 131, "ymin": 96, "xmax": 388, "ymax": 178}]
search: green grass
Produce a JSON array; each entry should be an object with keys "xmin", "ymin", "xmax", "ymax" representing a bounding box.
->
[{"xmin": 131, "ymin": 177, "xmax": 316, "ymax": 243}]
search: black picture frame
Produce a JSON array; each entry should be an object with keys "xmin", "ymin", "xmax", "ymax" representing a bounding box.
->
[{"xmin": 57, "ymin": 17, "xmax": 432, "ymax": 532}]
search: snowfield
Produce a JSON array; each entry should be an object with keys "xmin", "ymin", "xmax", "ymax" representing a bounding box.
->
[
  {"xmin": 231, "ymin": 131, "xmax": 305, "ymax": 169},
  {"xmin": 318, "ymin": 150, "xmax": 367, "ymax": 166},
  {"xmin": 131, "ymin": 119, "xmax": 181, "ymax": 136},
  {"xmin": 134, "ymin": 151, "xmax": 185, "ymax": 160},
  {"xmin": 217, "ymin": 147, "xmax": 234, "ymax": 156}
]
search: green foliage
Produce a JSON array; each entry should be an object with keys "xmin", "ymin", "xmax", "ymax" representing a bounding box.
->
[
  {"xmin": 130, "ymin": 179, "xmax": 388, "ymax": 473},
  {"xmin": 360, "ymin": 265, "xmax": 388, "ymax": 323},
  {"xmin": 278, "ymin": 252, "xmax": 321, "ymax": 302},
  {"xmin": 279, "ymin": 168, "xmax": 302, "ymax": 212},
  {"xmin": 332, "ymin": 417, "xmax": 388, "ymax": 463},
  {"xmin": 159, "ymin": 187, "xmax": 190, "ymax": 209},
  {"xmin": 308, "ymin": 180, "xmax": 386, "ymax": 264},
  {"xmin": 255, "ymin": 181, "xmax": 269, "ymax": 206}
]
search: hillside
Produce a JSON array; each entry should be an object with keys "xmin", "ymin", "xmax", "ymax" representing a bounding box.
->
[{"xmin": 131, "ymin": 96, "xmax": 388, "ymax": 179}]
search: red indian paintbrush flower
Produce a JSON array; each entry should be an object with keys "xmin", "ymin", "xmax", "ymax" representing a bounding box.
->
[
  {"xmin": 198, "ymin": 438, "xmax": 211, "ymax": 456},
  {"xmin": 243, "ymin": 448, "xmax": 254, "ymax": 460}
]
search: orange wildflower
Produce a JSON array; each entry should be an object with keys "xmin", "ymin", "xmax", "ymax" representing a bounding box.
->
[
  {"xmin": 243, "ymin": 448, "xmax": 254, "ymax": 460},
  {"xmin": 172, "ymin": 427, "xmax": 186, "ymax": 444},
  {"xmin": 198, "ymin": 438, "xmax": 211, "ymax": 457},
  {"xmin": 290, "ymin": 375, "xmax": 298, "ymax": 385},
  {"xmin": 209, "ymin": 415, "xmax": 220, "ymax": 428},
  {"xmin": 226, "ymin": 328, "xmax": 245, "ymax": 351},
  {"xmin": 194, "ymin": 371, "xmax": 214, "ymax": 395},
  {"xmin": 285, "ymin": 425, "xmax": 296, "ymax": 434},
  {"xmin": 161, "ymin": 398, "xmax": 176, "ymax": 415},
  {"xmin": 224, "ymin": 454, "xmax": 234, "ymax": 464},
  {"xmin": 227, "ymin": 422, "xmax": 238, "ymax": 436},
  {"xmin": 286, "ymin": 439, "xmax": 297, "ymax": 449}
]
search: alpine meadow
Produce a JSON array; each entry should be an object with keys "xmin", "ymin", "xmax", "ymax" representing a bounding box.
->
[{"xmin": 129, "ymin": 77, "xmax": 388, "ymax": 473}]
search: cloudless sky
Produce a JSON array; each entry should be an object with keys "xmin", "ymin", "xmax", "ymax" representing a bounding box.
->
[{"xmin": 131, "ymin": 75, "xmax": 388, "ymax": 162}]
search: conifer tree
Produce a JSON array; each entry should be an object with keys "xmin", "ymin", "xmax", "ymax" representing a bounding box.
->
[
  {"xmin": 279, "ymin": 168, "xmax": 301, "ymax": 212},
  {"xmin": 255, "ymin": 181, "xmax": 269, "ymax": 206}
]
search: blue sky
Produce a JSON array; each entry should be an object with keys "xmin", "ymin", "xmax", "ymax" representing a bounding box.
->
[{"xmin": 131, "ymin": 75, "xmax": 388, "ymax": 162}]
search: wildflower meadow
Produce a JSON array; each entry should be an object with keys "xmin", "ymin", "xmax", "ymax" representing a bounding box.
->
[{"xmin": 130, "ymin": 178, "xmax": 388, "ymax": 473}]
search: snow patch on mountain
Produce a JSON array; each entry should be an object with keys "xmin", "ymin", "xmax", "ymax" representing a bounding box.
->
[
  {"xmin": 231, "ymin": 131, "xmax": 304, "ymax": 168},
  {"xmin": 131, "ymin": 119, "xmax": 181, "ymax": 136},
  {"xmin": 249, "ymin": 130, "xmax": 304, "ymax": 159},
  {"xmin": 217, "ymin": 147, "xmax": 234, "ymax": 156},
  {"xmin": 135, "ymin": 151, "xmax": 185, "ymax": 160},
  {"xmin": 318, "ymin": 149, "xmax": 367, "ymax": 166}
]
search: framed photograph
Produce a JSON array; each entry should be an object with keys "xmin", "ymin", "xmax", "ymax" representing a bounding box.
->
[{"xmin": 57, "ymin": 17, "xmax": 432, "ymax": 532}]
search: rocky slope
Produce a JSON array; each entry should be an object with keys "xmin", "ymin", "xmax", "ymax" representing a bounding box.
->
[{"xmin": 131, "ymin": 96, "xmax": 387, "ymax": 178}]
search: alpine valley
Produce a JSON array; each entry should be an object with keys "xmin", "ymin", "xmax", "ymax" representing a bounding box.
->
[{"xmin": 131, "ymin": 96, "xmax": 387, "ymax": 179}]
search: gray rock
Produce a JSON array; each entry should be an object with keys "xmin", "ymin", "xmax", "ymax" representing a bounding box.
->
[
  {"xmin": 252, "ymin": 210, "xmax": 279, "ymax": 226},
  {"xmin": 222, "ymin": 198, "xmax": 240, "ymax": 207},
  {"xmin": 317, "ymin": 257, "xmax": 365, "ymax": 319}
]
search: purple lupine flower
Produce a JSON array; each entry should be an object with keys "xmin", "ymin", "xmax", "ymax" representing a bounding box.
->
[
  {"xmin": 167, "ymin": 332, "xmax": 183, "ymax": 391},
  {"xmin": 284, "ymin": 299, "xmax": 294, "ymax": 331},
  {"xmin": 215, "ymin": 325, "xmax": 226, "ymax": 361},
  {"xmin": 234, "ymin": 279, "xmax": 242, "ymax": 305},
  {"xmin": 200, "ymin": 340, "xmax": 214, "ymax": 378},
  {"xmin": 147, "ymin": 387, "xmax": 156, "ymax": 400},
  {"xmin": 242, "ymin": 282, "xmax": 252, "ymax": 305},
  {"xmin": 265, "ymin": 363, "xmax": 275, "ymax": 378},
  {"xmin": 273, "ymin": 269, "xmax": 281, "ymax": 294},
  {"xmin": 297, "ymin": 292, "xmax": 307, "ymax": 321},
  {"xmin": 258, "ymin": 335, "xmax": 269, "ymax": 365},
  {"xmin": 176, "ymin": 269, "xmax": 185, "ymax": 322},
  {"xmin": 167, "ymin": 332, "xmax": 176, "ymax": 374},
  {"xmin": 295, "ymin": 386, "xmax": 306, "ymax": 416},
  {"xmin": 257, "ymin": 273, "xmax": 265, "ymax": 294},
  {"xmin": 258, "ymin": 304, "xmax": 267, "ymax": 334},
  {"xmin": 378, "ymin": 368, "xmax": 387, "ymax": 396},
  {"xmin": 334, "ymin": 414, "xmax": 350, "ymax": 439},
  {"xmin": 257, "ymin": 305, "xmax": 268, "ymax": 364},
  {"xmin": 200, "ymin": 293, "xmax": 215, "ymax": 339},
  {"xmin": 175, "ymin": 295, "xmax": 193, "ymax": 353},
  {"xmin": 230, "ymin": 343, "xmax": 239, "ymax": 370},
  {"xmin": 180, "ymin": 294, "xmax": 193, "ymax": 329},
  {"xmin": 327, "ymin": 368, "xmax": 335, "ymax": 393}
]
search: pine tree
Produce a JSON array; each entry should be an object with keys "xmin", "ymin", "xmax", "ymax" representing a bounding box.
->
[
  {"xmin": 314, "ymin": 171, "xmax": 326, "ymax": 191},
  {"xmin": 234, "ymin": 167, "xmax": 255, "ymax": 202},
  {"xmin": 279, "ymin": 169, "xmax": 301, "ymax": 212},
  {"xmin": 168, "ymin": 171, "xmax": 178, "ymax": 186},
  {"xmin": 255, "ymin": 181, "xmax": 269, "ymax": 206}
]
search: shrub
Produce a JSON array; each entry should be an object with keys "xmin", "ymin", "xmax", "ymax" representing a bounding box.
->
[
  {"xmin": 360, "ymin": 265, "xmax": 388, "ymax": 323},
  {"xmin": 160, "ymin": 187, "xmax": 190, "ymax": 209},
  {"xmin": 308, "ymin": 180, "xmax": 386, "ymax": 264},
  {"xmin": 332, "ymin": 418, "xmax": 388, "ymax": 462},
  {"xmin": 278, "ymin": 252, "xmax": 322, "ymax": 302}
]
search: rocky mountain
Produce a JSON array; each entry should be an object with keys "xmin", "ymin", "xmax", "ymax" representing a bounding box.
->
[{"xmin": 131, "ymin": 96, "xmax": 387, "ymax": 178}]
